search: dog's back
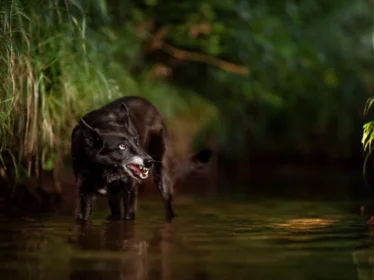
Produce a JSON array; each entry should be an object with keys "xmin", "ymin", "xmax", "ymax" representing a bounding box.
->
[{"xmin": 99, "ymin": 96, "xmax": 165, "ymax": 136}]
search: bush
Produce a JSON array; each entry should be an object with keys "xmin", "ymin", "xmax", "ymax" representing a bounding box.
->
[{"xmin": 0, "ymin": 0, "xmax": 216, "ymax": 181}]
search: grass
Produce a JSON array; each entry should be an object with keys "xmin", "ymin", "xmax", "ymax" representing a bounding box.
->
[
  {"xmin": 0, "ymin": 0, "xmax": 217, "ymax": 182},
  {"xmin": 0, "ymin": 0, "xmax": 116, "ymax": 178},
  {"xmin": 362, "ymin": 97, "xmax": 374, "ymax": 182}
]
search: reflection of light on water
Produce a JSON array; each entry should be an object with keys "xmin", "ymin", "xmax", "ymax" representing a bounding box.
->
[{"xmin": 275, "ymin": 218, "xmax": 335, "ymax": 230}]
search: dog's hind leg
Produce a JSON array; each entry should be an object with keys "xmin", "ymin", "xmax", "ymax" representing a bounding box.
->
[
  {"xmin": 158, "ymin": 164, "xmax": 175, "ymax": 222},
  {"xmin": 148, "ymin": 132, "xmax": 175, "ymax": 222}
]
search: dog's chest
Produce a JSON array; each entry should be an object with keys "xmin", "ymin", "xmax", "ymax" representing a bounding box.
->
[{"xmin": 104, "ymin": 170, "xmax": 130, "ymax": 185}]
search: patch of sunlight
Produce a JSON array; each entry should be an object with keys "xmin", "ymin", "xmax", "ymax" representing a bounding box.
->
[{"xmin": 274, "ymin": 218, "xmax": 336, "ymax": 231}]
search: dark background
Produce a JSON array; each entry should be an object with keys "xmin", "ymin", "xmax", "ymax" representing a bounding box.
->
[{"xmin": 0, "ymin": 0, "xmax": 373, "ymax": 207}]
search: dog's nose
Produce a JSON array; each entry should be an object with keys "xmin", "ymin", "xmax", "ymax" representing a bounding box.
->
[{"xmin": 143, "ymin": 158, "xmax": 154, "ymax": 169}]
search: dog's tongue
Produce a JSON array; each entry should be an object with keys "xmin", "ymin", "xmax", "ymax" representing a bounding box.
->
[{"xmin": 128, "ymin": 164, "xmax": 141, "ymax": 175}]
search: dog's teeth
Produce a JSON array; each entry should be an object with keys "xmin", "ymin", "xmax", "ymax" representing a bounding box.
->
[{"xmin": 140, "ymin": 166, "xmax": 149, "ymax": 172}]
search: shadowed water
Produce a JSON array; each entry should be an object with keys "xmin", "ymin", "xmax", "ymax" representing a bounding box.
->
[{"xmin": 0, "ymin": 194, "xmax": 374, "ymax": 280}]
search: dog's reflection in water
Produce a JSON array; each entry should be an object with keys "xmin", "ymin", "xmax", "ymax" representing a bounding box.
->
[{"xmin": 69, "ymin": 222, "xmax": 173, "ymax": 280}]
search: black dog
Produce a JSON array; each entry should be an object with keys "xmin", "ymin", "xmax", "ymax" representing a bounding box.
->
[{"xmin": 71, "ymin": 96, "xmax": 179, "ymax": 222}]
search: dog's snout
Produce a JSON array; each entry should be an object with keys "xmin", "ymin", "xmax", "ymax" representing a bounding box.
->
[{"xmin": 143, "ymin": 158, "xmax": 154, "ymax": 168}]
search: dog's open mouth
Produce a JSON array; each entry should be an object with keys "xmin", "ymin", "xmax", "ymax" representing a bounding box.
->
[{"xmin": 126, "ymin": 164, "xmax": 150, "ymax": 179}]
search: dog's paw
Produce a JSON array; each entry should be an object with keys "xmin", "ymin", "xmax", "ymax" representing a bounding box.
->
[{"xmin": 124, "ymin": 212, "xmax": 136, "ymax": 221}]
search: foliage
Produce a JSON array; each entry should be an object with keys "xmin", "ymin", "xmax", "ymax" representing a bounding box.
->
[
  {"xmin": 0, "ymin": 0, "xmax": 373, "ymax": 181},
  {"xmin": 0, "ymin": 0, "xmax": 114, "ymax": 177},
  {"xmin": 362, "ymin": 98, "xmax": 374, "ymax": 181},
  {"xmin": 0, "ymin": 0, "xmax": 216, "ymax": 179},
  {"xmin": 105, "ymin": 0, "xmax": 372, "ymax": 160}
]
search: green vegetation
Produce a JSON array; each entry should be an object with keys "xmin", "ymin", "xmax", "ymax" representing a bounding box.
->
[
  {"xmin": 0, "ymin": 0, "xmax": 372, "ymax": 182},
  {"xmin": 0, "ymin": 0, "xmax": 216, "ymax": 180},
  {"xmin": 362, "ymin": 98, "xmax": 374, "ymax": 182}
]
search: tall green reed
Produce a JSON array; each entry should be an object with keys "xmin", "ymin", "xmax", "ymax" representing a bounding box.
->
[
  {"xmin": 0, "ymin": 0, "xmax": 122, "ymax": 179},
  {"xmin": 0, "ymin": 0, "xmax": 216, "ymax": 181}
]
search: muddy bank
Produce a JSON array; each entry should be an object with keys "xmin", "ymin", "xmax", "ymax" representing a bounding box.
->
[
  {"xmin": 0, "ymin": 148, "xmax": 218, "ymax": 215},
  {"xmin": 0, "ymin": 155, "xmax": 368, "ymax": 217}
]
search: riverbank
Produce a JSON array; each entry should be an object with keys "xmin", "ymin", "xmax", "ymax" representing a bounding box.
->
[{"xmin": 0, "ymin": 158, "xmax": 369, "ymax": 218}]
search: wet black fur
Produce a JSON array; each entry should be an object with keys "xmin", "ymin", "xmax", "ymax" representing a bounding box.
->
[{"xmin": 71, "ymin": 96, "xmax": 175, "ymax": 222}]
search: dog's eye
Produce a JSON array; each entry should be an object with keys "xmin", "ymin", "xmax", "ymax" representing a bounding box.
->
[
  {"xmin": 118, "ymin": 144, "xmax": 127, "ymax": 150},
  {"xmin": 135, "ymin": 139, "xmax": 140, "ymax": 146}
]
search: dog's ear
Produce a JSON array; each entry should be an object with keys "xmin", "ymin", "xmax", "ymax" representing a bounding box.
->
[
  {"xmin": 190, "ymin": 148, "xmax": 213, "ymax": 169},
  {"xmin": 117, "ymin": 103, "xmax": 130, "ymax": 127},
  {"xmin": 79, "ymin": 118, "xmax": 103, "ymax": 148}
]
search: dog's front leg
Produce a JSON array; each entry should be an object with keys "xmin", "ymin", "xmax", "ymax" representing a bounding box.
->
[
  {"xmin": 106, "ymin": 181, "xmax": 123, "ymax": 221},
  {"xmin": 124, "ymin": 182, "xmax": 137, "ymax": 221},
  {"xmin": 77, "ymin": 192, "xmax": 93, "ymax": 221},
  {"xmin": 107, "ymin": 192, "xmax": 122, "ymax": 221},
  {"xmin": 75, "ymin": 177, "xmax": 92, "ymax": 222},
  {"xmin": 76, "ymin": 177, "xmax": 93, "ymax": 222}
]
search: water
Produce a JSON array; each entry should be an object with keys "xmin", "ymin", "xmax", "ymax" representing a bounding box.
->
[{"xmin": 0, "ymin": 195, "xmax": 373, "ymax": 280}]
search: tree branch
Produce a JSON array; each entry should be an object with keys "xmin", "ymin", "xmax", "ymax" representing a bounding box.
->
[
  {"xmin": 149, "ymin": 27, "xmax": 248, "ymax": 76},
  {"xmin": 162, "ymin": 43, "xmax": 247, "ymax": 76}
]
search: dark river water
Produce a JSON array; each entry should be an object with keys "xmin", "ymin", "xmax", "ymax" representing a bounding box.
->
[{"xmin": 1, "ymin": 192, "xmax": 374, "ymax": 280}]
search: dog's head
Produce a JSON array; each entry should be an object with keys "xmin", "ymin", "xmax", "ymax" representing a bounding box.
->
[{"xmin": 79, "ymin": 103, "xmax": 153, "ymax": 181}]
